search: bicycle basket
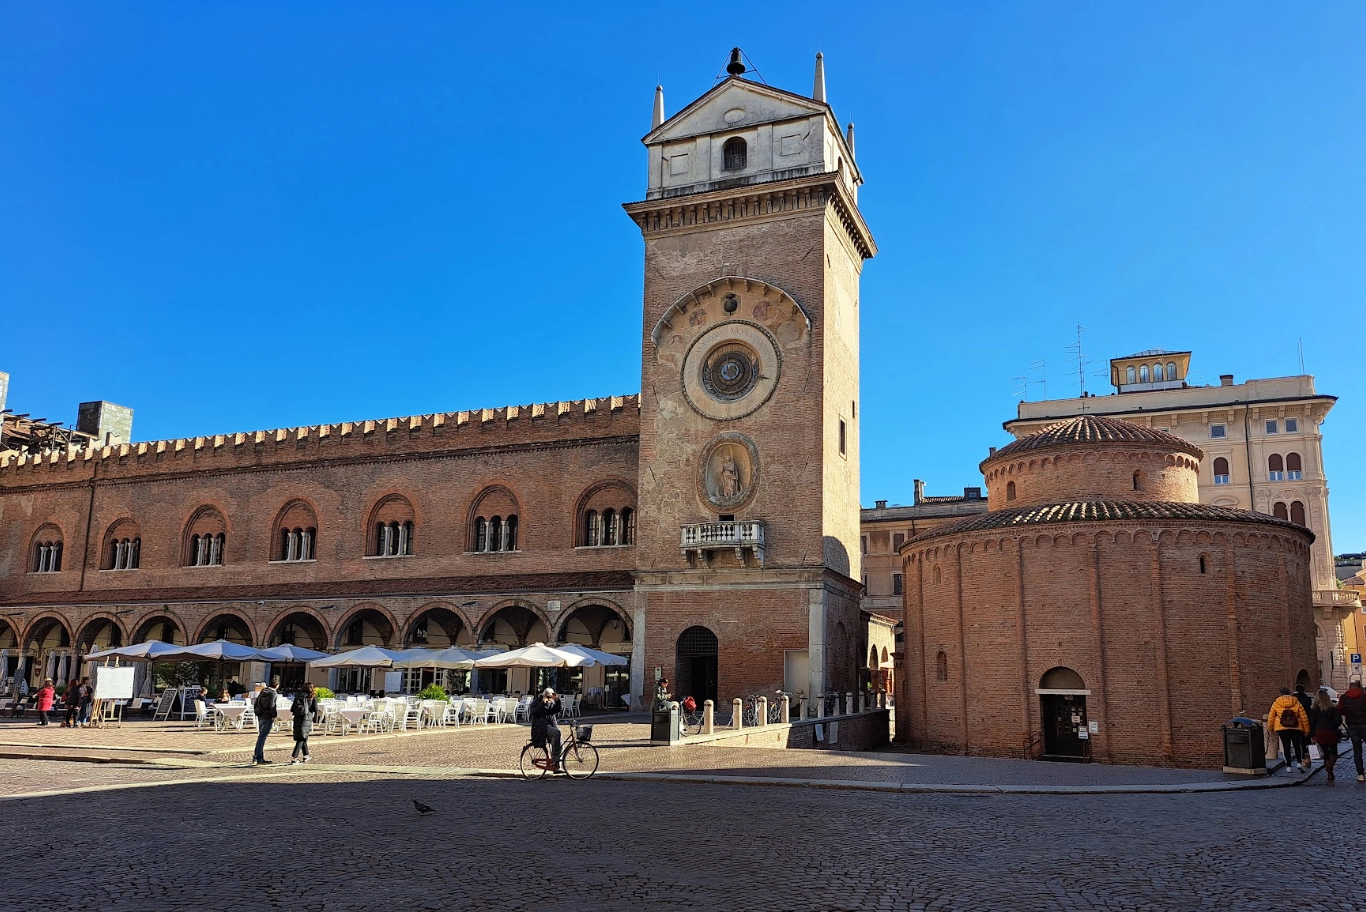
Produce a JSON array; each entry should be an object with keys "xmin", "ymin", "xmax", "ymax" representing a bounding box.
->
[{"xmin": 575, "ymin": 724, "xmax": 593, "ymax": 742}]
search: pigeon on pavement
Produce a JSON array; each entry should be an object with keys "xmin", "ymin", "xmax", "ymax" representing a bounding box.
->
[{"xmin": 413, "ymin": 799, "xmax": 436, "ymax": 815}]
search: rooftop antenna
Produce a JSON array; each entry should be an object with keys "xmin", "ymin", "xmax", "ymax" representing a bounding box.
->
[
  {"xmin": 1065, "ymin": 324, "xmax": 1089, "ymax": 399},
  {"xmin": 1012, "ymin": 374, "xmax": 1028, "ymax": 399},
  {"xmin": 1298, "ymin": 337, "xmax": 1305, "ymax": 374},
  {"xmin": 1030, "ymin": 359, "xmax": 1047, "ymax": 401}
]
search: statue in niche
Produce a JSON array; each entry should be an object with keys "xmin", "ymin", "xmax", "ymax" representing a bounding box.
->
[
  {"xmin": 705, "ymin": 441, "xmax": 754, "ymax": 507},
  {"xmin": 720, "ymin": 452, "xmax": 741, "ymax": 498}
]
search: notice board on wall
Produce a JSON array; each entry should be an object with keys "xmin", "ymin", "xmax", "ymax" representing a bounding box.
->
[{"xmin": 93, "ymin": 665, "xmax": 136, "ymax": 701}]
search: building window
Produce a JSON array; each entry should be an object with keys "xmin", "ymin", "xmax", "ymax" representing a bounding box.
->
[
  {"xmin": 839, "ymin": 419, "xmax": 847, "ymax": 456},
  {"xmin": 1212, "ymin": 457, "xmax": 1230, "ymax": 485},
  {"xmin": 1265, "ymin": 419, "xmax": 1278, "ymax": 434},
  {"xmin": 576, "ymin": 482, "xmax": 636, "ymax": 547},
  {"xmin": 932, "ymin": 566, "xmax": 942, "ymax": 585},
  {"xmin": 860, "ymin": 535, "xmax": 867, "ymax": 555},
  {"xmin": 372, "ymin": 521, "xmax": 414, "ymax": 557},
  {"xmin": 474, "ymin": 514, "xmax": 518, "ymax": 552},
  {"xmin": 1199, "ymin": 554, "xmax": 1208, "ymax": 574},
  {"xmin": 1285, "ymin": 418, "xmax": 1298, "ymax": 433},
  {"xmin": 1210, "ymin": 424, "xmax": 1227, "ymax": 439},
  {"xmin": 722, "ymin": 137, "xmax": 747, "ymax": 171},
  {"xmin": 188, "ymin": 533, "xmax": 225, "ymax": 567},
  {"xmin": 583, "ymin": 510, "xmax": 599, "ymax": 547},
  {"xmin": 1290, "ymin": 501, "xmax": 1306, "ymax": 527},
  {"xmin": 1132, "ymin": 470, "xmax": 1142, "ymax": 491},
  {"xmin": 32, "ymin": 539, "xmax": 62, "ymax": 573},
  {"xmin": 893, "ymin": 573, "xmax": 903, "ymax": 596},
  {"xmin": 1006, "ymin": 481, "xmax": 1017, "ymax": 501},
  {"xmin": 1126, "ymin": 366, "xmax": 1136, "ymax": 384},
  {"xmin": 1139, "ymin": 365, "xmax": 1149, "ymax": 383},
  {"xmin": 1167, "ymin": 361, "xmax": 1178, "ymax": 381},
  {"xmin": 935, "ymin": 651, "xmax": 949, "ymax": 682},
  {"xmin": 892, "ymin": 532, "xmax": 905, "ymax": 551},
  {"xmin": 107, "ymin": 537, "xmax": 141, "ymax": 570},
  {"xmin": 1286, "ymin": 452, "xmax": 1302, "ymax": 480},
  {"xmin": 1273, "ymin": 501, "xmax": 1289, "ymax": 521},
  {"xmin": 279, "ymin": 527, "xmax": 316, "ymax": 561},
  {"xmin": 602, "ymin": 509, "xmax": 618, "ymax": 546},
  {"xmin": 1268, "ymin": 454, "xmax": 1284, "ymax": 482},
  {"xmin": 1153, "ymin": 363, "xmax": 1164, "ymax": 381}
]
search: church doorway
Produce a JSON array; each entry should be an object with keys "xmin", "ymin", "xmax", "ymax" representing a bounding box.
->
[
  {"xmin": 1037, "ymin": 667, "xmax": 1091, "ymax": 762},
  {"xmin": 676, "ymin": 626, "xmax": 718, "ymax": 706}
]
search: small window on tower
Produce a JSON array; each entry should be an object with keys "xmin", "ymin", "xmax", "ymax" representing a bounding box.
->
[
  {"xmin": 839, "ymin": 420, "xmax": 847, "ymax": 457},
  {"xmin": 722, "ymin": 137, "xmax": 747, "ymax": 171}
]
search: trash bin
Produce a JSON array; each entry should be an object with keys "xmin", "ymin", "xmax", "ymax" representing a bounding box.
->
[
  {"xmin": 651, "ymin": 702, "xmax": 680, "ymax": 745},
  {"xmin": 1222, "ymin": 717, "xmax": 1267, "ymax": 775}
]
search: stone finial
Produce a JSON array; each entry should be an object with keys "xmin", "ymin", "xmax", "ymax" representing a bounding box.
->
[
  {"xmin": 652, "ymin": 85, "xmax": 665, "ymax": 130},
  {"xmin": 813, "ymin": 52, "xmax": 826, "ymax": 102},
  {"xmin": 846, "ymin": 122, "xmax": 855, "ymax": 159}
]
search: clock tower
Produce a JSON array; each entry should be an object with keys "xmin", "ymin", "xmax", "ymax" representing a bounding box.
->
[{"xmin": 624, "ymin": 51, "xmax": 876, "ymax": 708}]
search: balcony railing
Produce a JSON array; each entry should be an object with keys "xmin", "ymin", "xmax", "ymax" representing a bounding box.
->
[
  {"xmin": 1315, "ymin": 589, "xmax": 1362, "ymax": 609},
  {"xmin": 680, "ymin": 521, "xmax": 767, "ymax": 568}
]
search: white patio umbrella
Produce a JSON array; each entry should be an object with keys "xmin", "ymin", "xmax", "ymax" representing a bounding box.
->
[
  {"xmin": 309, "ymin": 646, "xmax": 406, "ymax": 668},
  {"xmin": 557, "ymin": 644, "xmax": 629, "ymax": 667},
  {"xmin": 256, "ymin": 644, "xmax": 329, "ymax": 663},
  {"xmin": 85, "ymin": 641, "xmax": 185, "ymax": 661},
  {"xmin": 395, "ymin": 646, "xmax": 489, "ymax": 669},
  {"xmin": 472, "ymin": 643, "xmax": 592, "ymax": 669}
]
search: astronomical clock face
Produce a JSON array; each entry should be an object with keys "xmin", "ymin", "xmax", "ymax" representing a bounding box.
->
[{"xmin": 681, "ymin": 321, "xmax": 781, "ymax": 421}]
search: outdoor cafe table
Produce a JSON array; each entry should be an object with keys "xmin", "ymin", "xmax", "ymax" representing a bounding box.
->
[
  {"xmin": 335, "ymin": 707, "xmax": 367, "ymax": 734},
  {"xmin": 213, "ymin": 703, "xmax": 248, "ymax": 732}
]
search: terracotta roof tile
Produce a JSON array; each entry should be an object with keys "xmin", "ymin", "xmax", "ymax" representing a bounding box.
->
[{"xmin": 987, "ymin": 415, "xmax": 1204, "ymax": 466}]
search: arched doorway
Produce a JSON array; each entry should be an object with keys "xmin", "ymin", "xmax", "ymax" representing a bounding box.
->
[
  {"xmin": 268, "ymin": 612, "xmax": 331, "ymax": 692},
  {"xmin": 1038, "ymin": 666, "xmax": 1090, "ymax": 761},
  {"xmin": 557, "ymin": 603, "xmax": 631, "ymax": 709},
  {"xmin": 476, "ymin": 605, "xmax": 550, "ymax": 695},
  {"xmin": 134, "ymin": 615, "xmax": 182, "ymax": 645},
  {"xmin": 74, "ymin": 617, "xmax": 124, "ymax": 680},
  {"xmin": 0, "ymin": 621, "xmax": 19, "ymax": 689},
  {"xmin": 403, "ymin": 604, "xmax": 472, "ymax": 693},
  {"xmin": 24, "ymin": 616, "xmax": 74, "ymax": 689},
  {"xmin": 676, "ymin": 626, "xmax": 718, "ymax": 706},
  {"xmin": 333, "ymin": 606, "xmax": 396, "ymax": 694}
]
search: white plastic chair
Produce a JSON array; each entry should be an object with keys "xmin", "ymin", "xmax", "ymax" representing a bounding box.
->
[
  {"xmin": 445, "ymin": 698, "xmax": 464, "ymax": 727},
  {"xmin": 193, "ymin": 699, "xmax": 210, "ymax": 731},
  {"xmin": 515, "ymin": 696, "xmax": 532, "ymax": 723}
]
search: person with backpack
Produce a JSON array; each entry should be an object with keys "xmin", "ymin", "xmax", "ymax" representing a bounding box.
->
[
  {"xmin": 251, "ymin": 677, "xmax": 281, "ymax": 765},
  {"xmin": 1308, "ymin": 688, "xmax": 1342, "ymax": 782},
  {"xmin": 61, "ymin": 679, "xmax": 80, "ymax": 728},
  {"xmin": 1336, "ymin": 678, "xmax": 1366, "ymax": 782},
  {"xmin": 1268, "ymin": 687, "xmax": 1310, "ymax": 772},
  {"xmin": 76, "ymin": 677, "xmax": 94, "ymax": 727},
  {"xmin": 289, "ymin": 683, "xmax": 318, "ymax": 764}
]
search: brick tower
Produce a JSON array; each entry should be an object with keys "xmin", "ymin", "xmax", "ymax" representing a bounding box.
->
[{"xmin": 623, "ymin": 51, "xmax": 876, "ymax": 708}]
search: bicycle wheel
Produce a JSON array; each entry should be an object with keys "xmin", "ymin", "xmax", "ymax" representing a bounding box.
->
[
  {"xmin": 519, "ymin": 743, "xmax": 550, "ymax": 780},
  {"xmin": 561, "ymin": 741, "xmax": 600, "ymax": 779}
]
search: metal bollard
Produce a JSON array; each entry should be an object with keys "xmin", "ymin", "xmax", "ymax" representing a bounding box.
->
[
  {"xmin": 757, "ymin": 696, "xmax": 768, "ymax": 727},
  {"xmin": 703, "ymin": 699, "xmax": 714, "ymax": 735},
  {"xmin": 779, "ymin": 696, "xmax": 790, "ymax": 724},
  {"xmin": 733, "ymin": 697, "xmax": 744, "ymax": 730},
  {"xmin": 798, "ymin": 696, "xmax": 808, "ymax": 720}
]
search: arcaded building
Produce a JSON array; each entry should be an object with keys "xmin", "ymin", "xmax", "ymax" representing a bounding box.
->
[
  {"xmin": 898, "ymin": 414, "xmax": 1317, "ymax": 768},
  {"xmin": 0, "ymin": 52, "xmax": 875, "ymax": 709}
]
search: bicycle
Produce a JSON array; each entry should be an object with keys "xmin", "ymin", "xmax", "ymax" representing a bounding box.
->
[
  {"xmin": 519, "ymin": 723, "xmax": 599, "ymax": 780},
  {"xmin": 743, "ymin": 692, "xmax": 788, "ymax": 726},
  {"xmin": 680, "ymin": 701, "xmax": 704, "ymax": 735}
]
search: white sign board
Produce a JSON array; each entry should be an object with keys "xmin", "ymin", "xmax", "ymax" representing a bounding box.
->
[
  {"xmin": 383, "ymin": 672, "xmax": 403, "ymax": 694},
  {"xmin": 93, "ymin": 665, "xmax": 136, "ymax": 701}
]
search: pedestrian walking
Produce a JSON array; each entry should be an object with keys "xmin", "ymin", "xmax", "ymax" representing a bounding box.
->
[
  {"xmin": 62, "ymin": 679, "xmax": 80, "ymax": 728},
  {"xmin": 34, "ymin": 678, "xmax": 55, "ymax": 726},
  {"xmin": 1294, "ymin": 683, "xmax": 1314, "ymax": 762},
  {"xmin": 252, "ymin": 676, "xmax": 281, "ymax": 764},
  {"xmin": 77, "ymin": 677, "xmax": 94, "ymax": 727},
  {"xmin": 1308, "ymin": 688, "xmax": 1342, "ymax": 782},
  {"xmin": 1268, "ymin": 687, "xmax": 1310, "ymax": 772},
  {"xmin": 1336, "ymin": 678, "xmax": 1366, "ymax": 783},
  {"xmin": 290, "ymin": 683, "xmax": 318, "ymax": 764}
]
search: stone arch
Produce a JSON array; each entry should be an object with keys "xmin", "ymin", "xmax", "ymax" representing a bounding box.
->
[
  {"xmin": 365, "ymin": 492, "xmax": 419, "ymax": 557},
  {"xmin": 182, "ymin": 504, "xmax": 229, "ymax": 567},
  {"xmin": 271, "ymin": 498, "xmax": 320, "ymax": 561},
  {"xmin": 22, "ymin": 612, "xmax": 74, "ymax": 651},
  {"xmin": 467, "ymin": 483, "xmax": 523, "ymax": 553},
  {"xmin": 133, "ymin": 612, "xmax": 186, "ymax": 645},
  {"xmin": 194, "ymin": 610, "xmax": 256, "ymax": 645},
  {"xmin": 555, "ymin": 600, "xmax": 632, "ymax": 649},
  {"xmin": 1296, "ymin": 668, "xmax": 1313, "ymax": 690},
  {"xmin": 1039, "ymin": 666, "xmax": 1086, "ymax": 691},
  {"xmin": 334, "ymin": 603, "xmax": 397, "ymax": 649},
  {"xmin": 675, "ymin": 624, "xmax": 720, "ymax": 705},
  {"xmin": 73, "ymin": 613, "xmax": 127, "ymax": 652},
  {"xmin": 650, "ymin": 276, "xmax": 810, "ymax": 348},
  {"xmin": 475, "ymin": 600, "xmax": 550, "ymax": 648},
  {"xmin": 402, "ymin": 602, "xmax": 473, "ymax": 648},
  {"xmin": 574, "ymin": 478, "xmax": 638, "ymax": 548},
  {"xmin": 100, "ymin": 517, "xmax": 142, "ymax": 570},
  {"xmin": 29, "ymin": 522, "xmax": 65, "ymax": 573},
  {"xmin": 265, "ymin": 609, "xmax": 330, "ymax": 650}
]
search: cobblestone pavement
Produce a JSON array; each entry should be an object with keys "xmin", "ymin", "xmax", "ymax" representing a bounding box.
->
[
  {"xmin": 0, "ymin": 716, "xmax": 1244, "ymax": 789},
  {"xmin": 3, "ymin": 760, "xmax": 1363, "ymax": 912}
]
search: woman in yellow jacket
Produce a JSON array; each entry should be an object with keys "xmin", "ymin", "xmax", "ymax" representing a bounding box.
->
[{"xmin": 1268, "ymin": 687, "xmax": 1311, "ymax": 772}]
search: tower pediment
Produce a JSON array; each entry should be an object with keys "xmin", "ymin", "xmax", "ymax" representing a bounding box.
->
[{"xmin": 645, "ymin": 78, "xmax": 830, "ymax": 144}]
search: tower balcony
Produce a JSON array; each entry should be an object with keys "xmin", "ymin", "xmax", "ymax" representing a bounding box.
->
[
  {"xmin": 680, "ymin": 520, "xmax": 767, "ymax": 568},
  {"xmin": 1315, "ymin": 589, "xmax": 1362, "ymax": 611}
]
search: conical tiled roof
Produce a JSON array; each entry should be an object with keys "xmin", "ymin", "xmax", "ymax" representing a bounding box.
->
[{"xmin": 986, "ymin": 414, "xmax": 1204, "ymax": 467}]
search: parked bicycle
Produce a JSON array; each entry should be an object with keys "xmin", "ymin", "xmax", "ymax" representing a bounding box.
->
[
  {"xmin": 519, "ymin": 723, "xmax": 599, "ymax": 780},
  {"xmin": 742, "ymin": 691, "xmax": 788, "ymax": 726},
  {"xmin": 680, "ymin": 696, "xmax": 704, "ymax": 735}
]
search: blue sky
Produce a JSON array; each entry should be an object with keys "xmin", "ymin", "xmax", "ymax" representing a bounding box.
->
[{"xmin": 2, "ymin": 3, "xmax": 1362, "ymax": 550}]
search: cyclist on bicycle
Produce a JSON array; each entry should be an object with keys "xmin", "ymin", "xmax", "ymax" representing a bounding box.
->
[{"xmin": 530, "ymin": 687, "xmax": 564, "ymax": 773}]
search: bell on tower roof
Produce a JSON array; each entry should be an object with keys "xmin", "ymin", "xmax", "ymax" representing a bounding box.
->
[
  {"xmin": 726, "ymin": 47, "xmax": 746, "ymax": 76},
  {"xmin": 813, "ymin": 52, "xmax": 826, "ymax": 102},
  {"xmin": 652, "ymin": 85, "xmax": 665, "ymax": 130}
]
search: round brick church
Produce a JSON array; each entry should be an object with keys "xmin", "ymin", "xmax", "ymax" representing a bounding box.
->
[{"xmin": 898, "ymin": 414, "xmax": 1317, "ymax": 767}]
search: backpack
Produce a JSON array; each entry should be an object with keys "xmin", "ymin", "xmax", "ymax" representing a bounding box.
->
[
  {"xmin": 1278, "ymin": 705, "xmax": 1299, "ymax": 728},
  {"xmin": 254, "ymin": 689, "xmax": 277, "ymax": 718},
  {"xmin": 682, "ymin": 696, "xmax": 697, "ymax": 713}
]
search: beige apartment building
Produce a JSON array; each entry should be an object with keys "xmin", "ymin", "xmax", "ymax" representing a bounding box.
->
[{"xmin": 1006, "ymin": 350, "xmax": 1359, "ymax": 688}]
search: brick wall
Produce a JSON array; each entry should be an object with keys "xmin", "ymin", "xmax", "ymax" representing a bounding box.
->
[{"xmin": 983, "ymin": 446, "xmax": 1201, "ymax": 511}]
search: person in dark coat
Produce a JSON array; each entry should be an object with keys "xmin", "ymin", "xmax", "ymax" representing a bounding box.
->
[
  {"xmin": 290, "ymin": 682, "xmax": 318, "ymax": 764},
  {"xmin": 530, "ymin": 687, "xmax": 564, "ymax": 772},
  {"xmin": 1308, "ymin": 688, "xmax": 1342, "ymax": 782},
  {"xmin": 1337, "ymin": 679, "xmax": 1366, "ymax": 782}
]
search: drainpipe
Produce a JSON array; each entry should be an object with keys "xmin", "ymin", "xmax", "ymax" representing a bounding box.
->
[
  {"xmin": 78, "ymin": 458, "xmax": 99, "ymax": 592},
  {"xmin": 1242, "ymin": 403, "xmax": 1255, "ymax": 509}
]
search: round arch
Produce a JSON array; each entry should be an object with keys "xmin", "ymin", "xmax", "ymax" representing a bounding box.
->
[
  {"xmin": 21, "ymin": 613, "xmax": 74, "ymax": 652},
  {"xmin": 194, "ymin": 611, "xmax": 256, "ymax": 646},
  {"xmin": 466, "ymin": 483, "xmax": 524, "ymax": 553},
  {"xmin": 20, "ymin": 613, "xmax": 75, "ymax": 688},
  {"xmin": 334, "ymin": 603, "xmax": 397, "ymax": 649},
  {"xmin": 675, "ymin": 625, "xmax": 719, "ymax": 706},
  {"xmin": 133, "ymin": 613, "xmax": 186, "ymax": 645},
  {"xmin": 475, "ymin": 601, "xmax": 550, "ymax": 648},
  {"xmin": 364, "ymin": 492, "xmax": 419, "ymax": 557},
  {"xmin": 73, "ymin": 613, "xmax": 127, "ymax": 652},
  {"xmin": 402, "ymin": 602, "xmax": 473, "ymax": 648},
  {"xmin": 555, "ymin": 601, "xmax": 632, "ymax": 650},
  {"xmin": 266, "ymin": 609, "xmax": 330, "ymax": 651}
]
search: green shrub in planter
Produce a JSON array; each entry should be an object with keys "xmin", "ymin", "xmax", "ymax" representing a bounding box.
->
[
  {"xmin": 313, "ymin": 686, "xmax": 335, "ymax": 700},
  {"xmin": 418, "ymin": 684, "xmax": 449, "ymax": 702}
]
